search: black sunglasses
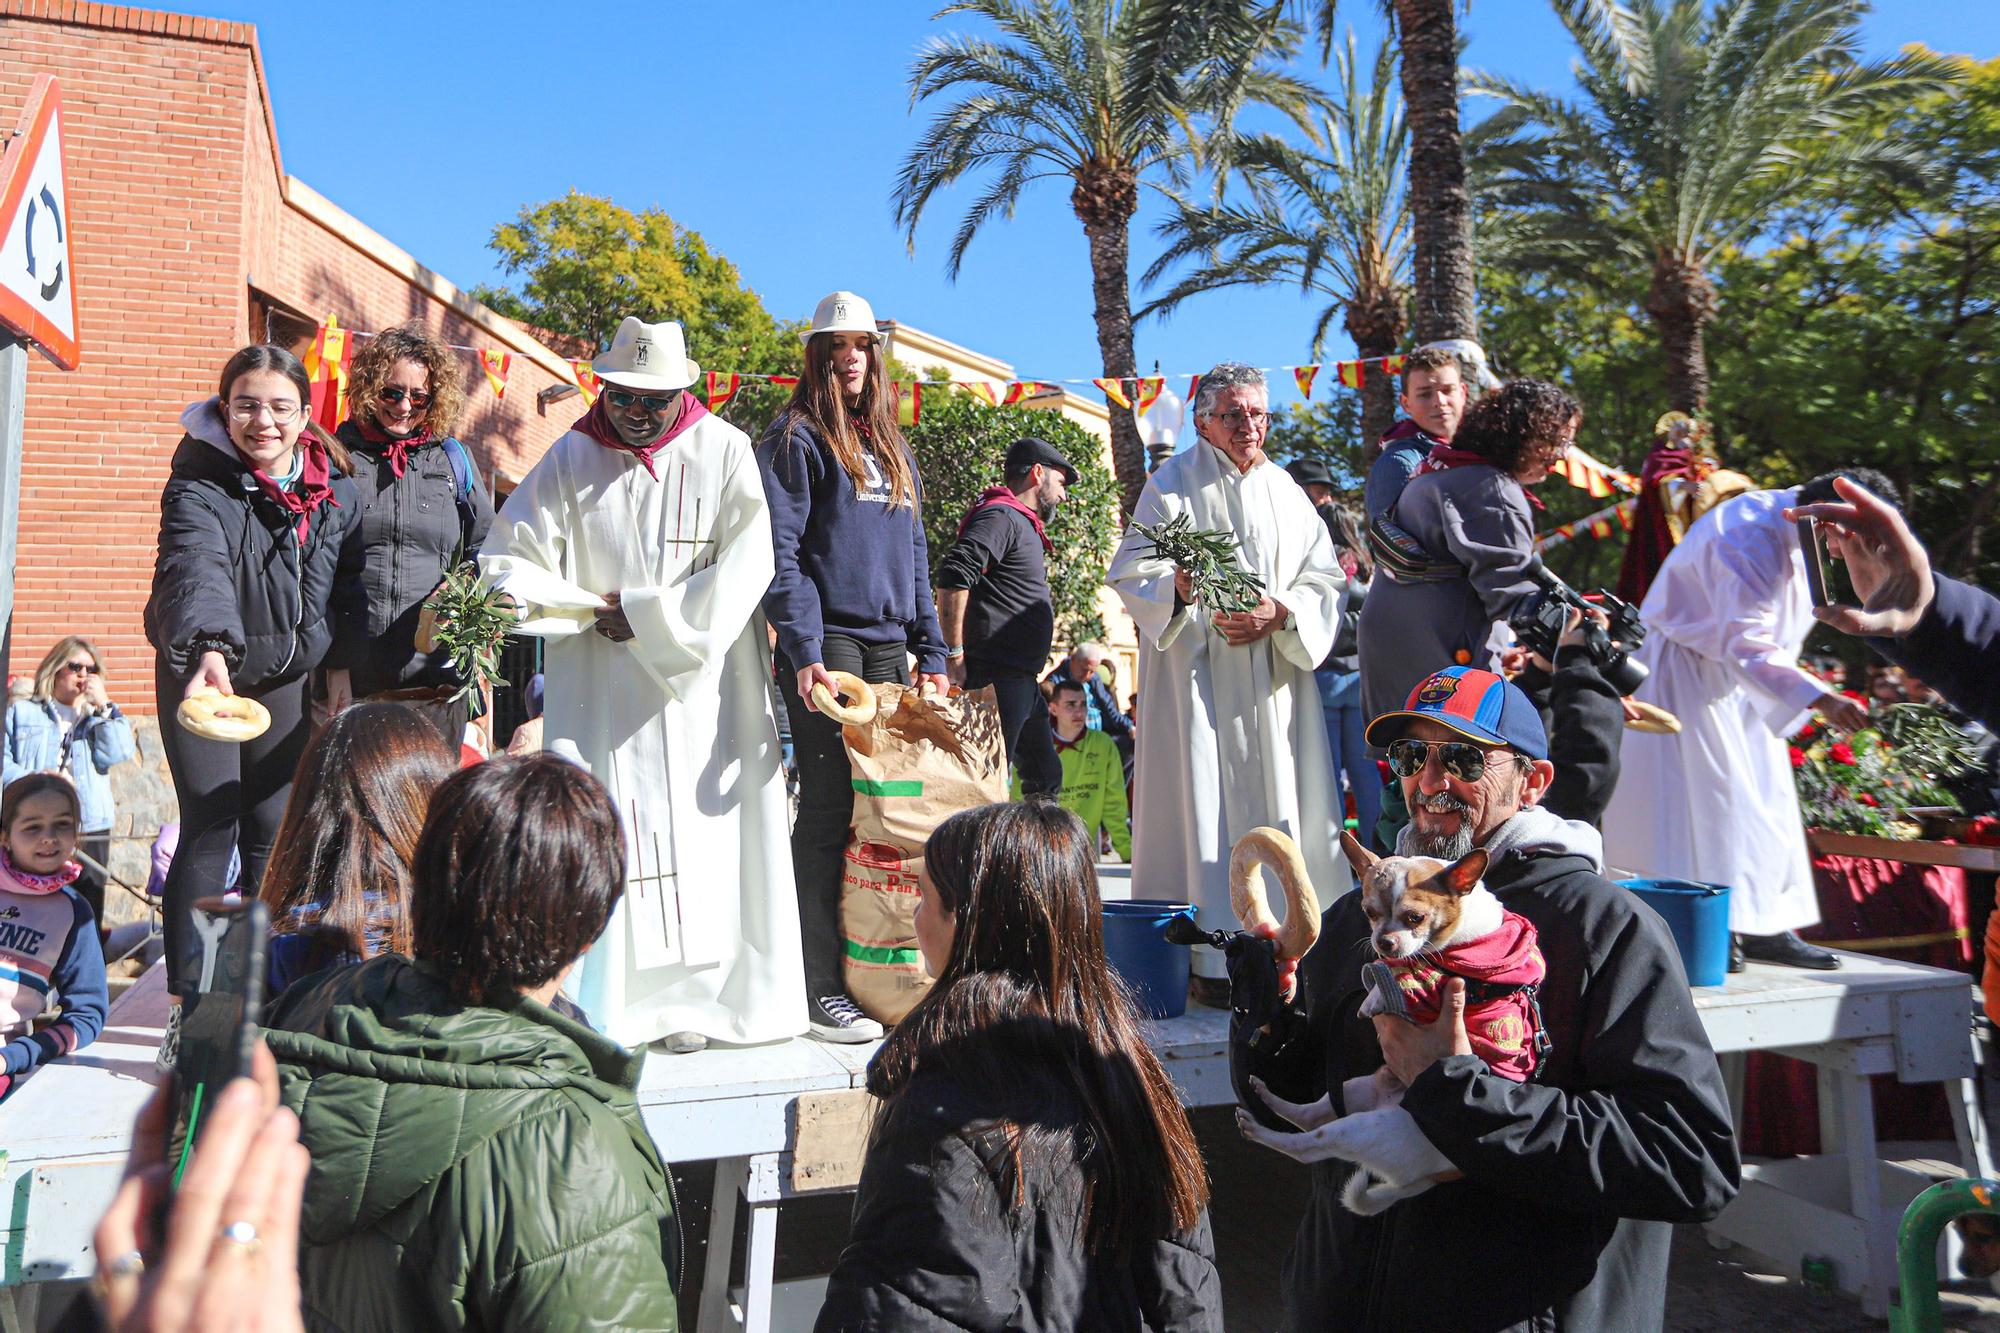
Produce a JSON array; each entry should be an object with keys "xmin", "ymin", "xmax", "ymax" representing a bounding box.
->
[
  {"xmin": 63, "ymin": 661, "xmax": 101, "ymax": 676},
  {"xmin": 605, "ymin": 388, "xmax": 680, "ymax": 413},
  {"xmin": 1386, "ymin": 738, "xmax": 1518, "ymax": 782},
  {"xmin": 377, "ymin": 386, "xmax": 432, "ymax": 408}
]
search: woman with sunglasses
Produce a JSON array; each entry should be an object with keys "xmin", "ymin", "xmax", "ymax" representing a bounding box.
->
[
  {"xmin": 2, "ymin": 637, "xmax": 135, "ymax": 926},
  {"xmin": 757, "ymin": 291, "xmax": 950, "ymax": 1044},
  {"xmin": 145, "ymin": 344, "xmax": 360, "ymax": 1003},
  {"xmin": 324, "ymin": 325, "xmax": 494, "ymax": 742}
]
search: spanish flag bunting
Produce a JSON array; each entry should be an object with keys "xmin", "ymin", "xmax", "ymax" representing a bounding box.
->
[
  {"xmin": 1380, "ymin": 354, "xmax": 1406, "ymax": 376},
  {"xmin": 1094, "ymin": 377, "xmax": 1133, "ymax": 410},
  {"xmin": 478, "ymin": 350, "xmax": 511, "ymax": 400},
  {"xmin": 704, "ymin": 372, "xmax": 740, "ymax": 411},
  {"xmin": 1134, "ymin": 377, "xmax": 1165, "ymax": 415},
  {"xmin": 1293, "ymin": 365, "xmax": 1320, "ymax": 400},
  {"xmin": 569, "ymin": 360, "xmax": 600, "ymax": 405},
  {"xmin": 957, "ymin": 380, "xmax": 1002, "ymax": 406},
  {"xmin": 894, "ymin": 380, "xmax": 923, "ymax": 426},
  {"xmin": 303, "ymin": 316, "xmax": 352, "ymax": 429},
  {"xmin": 1336, "ymin": 360, "xmax": 1364, "ymax": 390}
]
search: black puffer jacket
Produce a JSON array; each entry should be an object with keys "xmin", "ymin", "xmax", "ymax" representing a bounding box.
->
[
  {"xmin": 1253, "ymin": 810, "xmax": 1740, "ymax": 1333},
  {"xmin": 145, "ymin": 400, "xmax": 361, "ymax": 692},
  {"xmin": 816, "ymin": 1069, "xmax": 1222, "ymax": 1331},
  {"xmin": 327, "ymin": 420, "xmax": 495, "ymax": 695}
]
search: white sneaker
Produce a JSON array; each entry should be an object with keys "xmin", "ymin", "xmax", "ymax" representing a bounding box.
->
[{"xmin": 808, "ymin": 995, "xmax": 883, "ymax": 1044}]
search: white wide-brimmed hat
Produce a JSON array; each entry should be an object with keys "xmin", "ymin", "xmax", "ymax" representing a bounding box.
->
[
  {"xmin": 803, "ymin": 291, "xmax": 879, "ymax": 342},
  {"xmin": 593, "ymin": 317, "xmax": 700, "ymax": 391}
]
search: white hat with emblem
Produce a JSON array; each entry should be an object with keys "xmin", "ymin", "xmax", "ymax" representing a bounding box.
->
[
  {"xmin": 803, "ymin": 291, "xmax": 879, "ymax": 342},
  {"xmin": 592, "ymin": 317, "xmax": 700, "ymax": 392}
]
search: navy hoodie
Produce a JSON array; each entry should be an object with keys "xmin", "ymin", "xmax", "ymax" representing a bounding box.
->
[{"xmin": 756, "ymin": 414, "xmax": 947, "ymax": 674}]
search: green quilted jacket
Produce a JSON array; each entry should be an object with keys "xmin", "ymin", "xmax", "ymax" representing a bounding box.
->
[{"xmin": 263, "ymin": 955, "xmax": 678, "ymax": 1331}]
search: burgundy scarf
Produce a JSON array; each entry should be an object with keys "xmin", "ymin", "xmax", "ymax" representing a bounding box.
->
[
  {"xmin": 1413, "ymin": 443, "xmax": 1546, "ymax": 512},
  {"xmin": 353, "ymin": 415, "xmax": 434, "ymax": 478},
  {"xmin": 241, "ymin": 440, "xmax": 340, "ymax": 544},
  {"xmin": 575, "ymin": 395, "xmax": 708, "ymax": 479},
  {"xmin": 958, "ymin": 484, "xmax": 1052, "ymax": 554}
]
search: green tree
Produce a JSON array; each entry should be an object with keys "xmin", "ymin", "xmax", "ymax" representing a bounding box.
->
[
  {"xmin": 472, "ymin": 191, "xmax": 803, "ymax": 431},
  {"xmin": 1467, "ymin": 0, "xmax": 1949, "ymax": 414},
  {"xmin": 892, "ymin": 0, "xmax": 1317, "ymax": 517},
  {"xmin": 905, "ymin": 390, "xmax": 1123, "ymax": 645},
  {"xmin": 1143, "ymin": 31, "xmax": 1411, "ymax": 447}
]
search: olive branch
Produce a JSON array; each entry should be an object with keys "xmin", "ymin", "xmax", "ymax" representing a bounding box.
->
[{"xmin": 1131, "ymin": 513, "xmax": 1266, "ymax": 614}]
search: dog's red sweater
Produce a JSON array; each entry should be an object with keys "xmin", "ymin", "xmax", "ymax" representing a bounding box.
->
[{"xmin": 1385, "ymin": 910, "xmax": 1546, "ymax": 1081}]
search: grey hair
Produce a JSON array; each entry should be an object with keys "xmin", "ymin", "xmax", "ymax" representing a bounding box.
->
[{"xmin": 1191, "ymin": 362, "xmax": 1267, "ymax": 419}]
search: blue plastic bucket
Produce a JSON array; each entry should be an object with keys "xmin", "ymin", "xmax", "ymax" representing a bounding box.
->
[
  {"xmin": 1102, "ymin": 899, "xmax": 1195, "ymax": 1018},
  {"xmin": 1621, "ymin": 879, "xmax": 1732, "ymax": 987}
]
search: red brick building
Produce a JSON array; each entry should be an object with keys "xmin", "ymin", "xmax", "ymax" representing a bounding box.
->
[{"xmin": 0, "ymin": 2, "xmax": 579, "ymax": 707}]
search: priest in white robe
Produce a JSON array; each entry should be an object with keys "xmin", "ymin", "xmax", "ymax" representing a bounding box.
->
[
  {"xmin": 1602, "ymin": 474, "xmax": 1880, "ymax": 970},
  {"xmin": 1108, "ymin": 363, "xmax": 1348, "ymax": 981},
  {"xmin": 480, "ymin": 316, "xmax": 805, "ymax": 1046}
]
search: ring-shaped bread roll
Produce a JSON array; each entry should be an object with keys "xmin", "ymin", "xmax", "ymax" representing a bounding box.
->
[
  {"xmin": 810, "ymin": 670, "xmax": 880, "ymax": 726},
  {"xmin": 1229, "ymin": 826, "xmax": 1321, "ymax": 961},
  {"xmin": 177, "ymin": 688, "xmax": 273, "ymax": 743},
  {"xmin": 1624, "ymin": 701, "xmax": 1682, "ymax": 734}
]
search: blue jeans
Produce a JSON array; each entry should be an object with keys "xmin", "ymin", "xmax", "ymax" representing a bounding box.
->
[{"xmin": 1316, "ymin": 668, "xmax": 1381, "ymax": 853}]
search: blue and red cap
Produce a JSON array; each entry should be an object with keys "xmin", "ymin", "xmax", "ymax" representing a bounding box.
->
[{"xmin": 1364, "ymin": 666, "xmax": 1549, "ymax": 761}]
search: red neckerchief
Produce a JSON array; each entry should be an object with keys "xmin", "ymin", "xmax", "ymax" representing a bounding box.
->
[
  {"xmin": 1413, "ymin": 443, "xmax": 1546, "ymax": 512},
  {"xmin": 0, "ymin": 845, "xmax": 81, "ymax": 896},
  {"xmin": 241, "ymin": 440, "xmax": 339, "ymax": 544},
  {"xmin": 958, "ymin": 483, "xmax": 1052, "ymax": 554},
  {"xmin": 353, "ymin": 415, "xmax": 433, "ymax": 479},
  {"xmin": 574, "ymin": 395, "xmax": 708, "ymax": 479}
]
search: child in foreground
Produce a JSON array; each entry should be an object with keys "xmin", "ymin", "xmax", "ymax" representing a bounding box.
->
[{"xmin": 0, "ymin": 773, "xmax": 108, "ymax": 1100}]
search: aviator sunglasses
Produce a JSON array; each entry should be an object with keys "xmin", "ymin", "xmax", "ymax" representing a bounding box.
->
[
  {"xmin": 1385, "ymin": 737, "xmax": 1521, "ymax": 782},
  {"xmin": 605, "ymin": 388, "xmax": 680, "ymax": 413}
]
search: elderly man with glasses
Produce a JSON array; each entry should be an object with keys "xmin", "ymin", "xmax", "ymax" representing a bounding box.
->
[
  {"xmin": 1106, "ymin": 362, "xmax": 1347, "ymax": 1000},
  {"xmin": 1243, "ymin": 665, "xmax": 1740, "ymax": 1332}
]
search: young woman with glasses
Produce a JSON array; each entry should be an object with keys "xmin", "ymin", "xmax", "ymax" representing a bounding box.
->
[
  {"xmin": 1, "ymin": 637, "xmax": 136, "ymax": 926},
  {"xmin": 144, "ymin": 344, "xmax": 360, "ymax": 1004},
  {"xmin": 323, "ymin": 325, "xmax": 494, "ymax": 743}
]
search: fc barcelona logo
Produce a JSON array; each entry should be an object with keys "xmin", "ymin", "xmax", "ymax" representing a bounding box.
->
[{"xmin": 1416, "ymin": 673, "xmax": 1459, "ymax": 705}]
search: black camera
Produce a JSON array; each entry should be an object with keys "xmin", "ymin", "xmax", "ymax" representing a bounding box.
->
[{"xmin": 1509, "ymin": 560, "xmax": 1650, "ymax": 696}]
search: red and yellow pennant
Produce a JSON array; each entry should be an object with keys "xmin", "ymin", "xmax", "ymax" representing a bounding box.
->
[
  {"xmin": 893, "ymin": 380, "xmax": 923, "ymax": 426},
  {"xmin": 704, "ymin": 372, "xmax": 740, "ymax": 411},
  {"xmin": 1094, "ymin": 377, "xmax": 1133, "ymax": 410},
  {"xmin": 569, "ymin": 360, "xmax": 600, "ymax": 405},
  {"xmin": 1133, "ymin": 376, "xmax": 1165, "ymax": 415},
  {"xmin": 478, "ymin": 349, "xmax": 511, "ymax": 400},
  {"xmin": 1293, "ymin": 364, "xmax": 1320, "ymax": 400},
  {"xmin": 1336, "ymin": 361, "xmax": 1364, "ymax": 390},
  {"xmin": 303, "ymin": 316, "xmax": 352, "ymax": 429}
]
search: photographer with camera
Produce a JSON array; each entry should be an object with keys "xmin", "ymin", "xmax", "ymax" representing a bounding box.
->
[{"xmin": 1604, "ymin": 471, "xmax": 1898, "ymax": 971}]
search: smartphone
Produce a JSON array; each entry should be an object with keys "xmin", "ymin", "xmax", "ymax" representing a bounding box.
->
[
  {"xmin": 169, "ymin": 896, "xmax": 267, "ymax": 1188},
  {"xmin": 1796, "ymin": 517, "xmax": 1853, "ymax": 609}
]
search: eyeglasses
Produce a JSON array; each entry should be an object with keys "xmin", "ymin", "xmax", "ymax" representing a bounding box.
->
[
  {"xmin": 228, "ymin": 399, "xmax": 302, "ymax": 423},
  {"xmin": 377, "ymin": 386, "xmax": 433, "ymax": 409},
  {"xmin": 1214, "ymin": 409, "xmax": 1272, "ymax": 431},
  {"xmin": 606, "ymin": 388, "xmax": 680, "ymax": 413},
  {"xmin": 62, "ymin": 661, "xmax": 100, "ymax": 676},
  {"xmin": 1386, "ymin": 738, "xmax": 1521, "ymax": 782}
]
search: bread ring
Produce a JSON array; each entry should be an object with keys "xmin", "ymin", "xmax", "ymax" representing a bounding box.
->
[
  {"xmin": 177, "ymin": 688, "xmax": 272, "ymax": 743},
  {"xmin": 1229, "ymin": 827, "xmax": 1321, "ymax": 961},
  {"xmin": 1624, "ymin": 701, "xmax": 1682, "ymax": 735},
  {"xmin": 810, "ymin": 670, "xmax": 879, "ymax": 726}
]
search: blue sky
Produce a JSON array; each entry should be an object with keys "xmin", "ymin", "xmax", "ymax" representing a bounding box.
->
[{"xmin": 209, "ymin": 0, "xmax": 1997, "ymax": 396}]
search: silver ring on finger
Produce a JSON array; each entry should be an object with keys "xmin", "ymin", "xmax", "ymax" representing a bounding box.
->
[{"xmin": 216, "ymin": 1220, "xmax": 261, "ymax": 1254}]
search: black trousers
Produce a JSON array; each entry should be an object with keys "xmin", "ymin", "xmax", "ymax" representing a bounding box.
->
[
  {"xmin": 155, "ymin": 661, "xmax": 310, "ymax": 995},
  {"xmin": 778, "ymin": 635, "xmax": 910, "ymax": 1001},
  {"xmin": 966, "ymin": 668, "xmax": 1061, "ymax": 798}
]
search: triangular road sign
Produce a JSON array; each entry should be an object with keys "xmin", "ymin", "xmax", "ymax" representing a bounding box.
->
[{"xmin": 0, "ymin": 76, "xmax": 82, "ymax": 370}]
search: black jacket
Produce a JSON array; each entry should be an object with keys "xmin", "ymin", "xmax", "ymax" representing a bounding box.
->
[
  {"xmin": 936, "ymin": 496, "xmax": 1055, "ymax": 679},
  {"xmin": 1871, "ymin": 573, "xmax": 2000, "ymax": 731},
  {"xmin": 145, "ymin": 405, "xmax": 361, "ymax": 693},
  {"xmin": 816, "ymin": 1069, "xmax": 1222, "ymax": 1331},
  {"xmin": 1255, "ymin": 827, "xmax": 1740, "ymax": 1333},
  {"xmin": 327, "ymin": 421, "xmax": 496, "ymax": 696},
  {"xmin": 1516, "ymin": 643, "xmax": 1624, "ymax": 827}
]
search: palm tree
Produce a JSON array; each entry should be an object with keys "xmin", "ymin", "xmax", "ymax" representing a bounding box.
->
[
  {"xmin": 1142, "ymin": 32, "xmax": 1411, "ymax": 447},
  {"xmin": 893, "ymin": 0, "xmax": 1316, "ymax": 515},
  {"xmin": 1468, "ymin": 0, "xmax": 1950, "ymax": 414}
]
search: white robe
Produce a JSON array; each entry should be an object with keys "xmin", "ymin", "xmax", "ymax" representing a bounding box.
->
[
  {"xmin": 479, "ymin": 411, "xmax": 806, "ymax": 1045},
  {"xmin": 1602, "ymin": 488, "xmax": 1826, "ymax": 934},
  {"xmin": 1107, "ymin": 444, "xmax": 1349, "ymax": 976}
]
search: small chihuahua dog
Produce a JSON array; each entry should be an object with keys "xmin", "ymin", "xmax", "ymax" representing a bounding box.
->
[{"xmin": 1238, "ymin": 830, "xmax": 1544, "ymax": 1215}]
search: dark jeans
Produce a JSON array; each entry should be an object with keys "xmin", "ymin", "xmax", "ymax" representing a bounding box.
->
[
  {"xmin": 74, "ymin": 831, "xmax": 110, "ymax": 929},
  {"xmin": 966, "ymin": 668, "xmax": 1061, "ymax": 798},
  {"xmin": 155, "ymin": 661, "xmax": 310, "ymax": 996},
  {"xmin": 779, "ymin": 635, "xmax": 910, "ymax": 1001}
]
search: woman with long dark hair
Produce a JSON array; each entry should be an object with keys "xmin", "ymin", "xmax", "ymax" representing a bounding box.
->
[
  {"xmin": 259, "ymin": 702, "xmax": 458, "ymax": 996},
  {"xmin": 816, "ymin": 801, "xmax": 1221, "ymax": 1330},
  {"xmin": 145, "ymin": 344, "xmax": 360, "ymax": 1001},
  {"xmin": 758, "ymin": 291, "xmax": 949, "ymax": 1043}
]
